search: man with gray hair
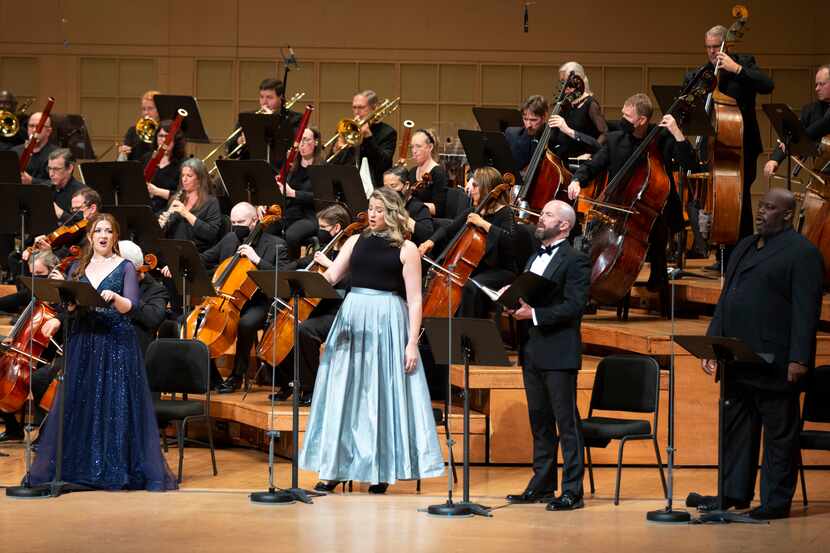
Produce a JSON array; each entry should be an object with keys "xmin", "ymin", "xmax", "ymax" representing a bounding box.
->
[
  {"xmin": 12, "ymin": 110, "xmax": 56, "ymax": 186},
  {"xmin": 46, "ymin": 148, "xmax": 84, "ymax": 223}
]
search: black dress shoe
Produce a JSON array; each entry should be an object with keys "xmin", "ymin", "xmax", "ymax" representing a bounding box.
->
[
  {"xmin": 506, "ymin": 489, "xmax": 556, "ymax": 504},
  {"xmin": 216, "ymin": 376, "xmax": 242, "ymax": 394},
  {"xmin": 0, "ymin": 431, "xmax": 24, "ymax": 443},
  {"xmin": 368, "ymin": 483, "xmax": 389, "ymax": 494},
  {"xmin": 267, "ymin": 388, "xmax": 292, "ymax": 402},
  {"xmin": 314, "ymin": 480, "xmax": 344, "ymax": 492},
  {"xmin": 546, "ymin": 492, "xmax": 584, "ymax": 511},
  {"xmin": 297, "ymin": 391, "xmax": 312, "ymax": 407},
  {"xmin": 747, "ymin": 506, "xmax": 790, "ymax": 520},
  {"xmin": 688, "ymin": 494, "xmax": 750, "ymax": 513},
  {"xmin": 704, "ymin": 261, "xmax": 721, "ymax": 272}
]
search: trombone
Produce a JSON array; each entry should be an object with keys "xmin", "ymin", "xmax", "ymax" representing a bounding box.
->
[{"xmin": 324, "ymin": 97, "xmax": 400, "ymax": 163}]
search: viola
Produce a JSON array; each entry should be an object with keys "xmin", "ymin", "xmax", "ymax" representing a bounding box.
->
[
  {"xmin": 184, "ymin": 205, "xmax": 282, "ymax": 358},
  {"xmin": 421, "ymin": 176, "xmax": 513, "ymax": 319},
  {"xmin": 137, "ymin": 253, "xmax": 158, "ymax": 274}
]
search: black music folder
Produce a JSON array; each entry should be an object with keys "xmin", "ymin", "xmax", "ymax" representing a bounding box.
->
[{"xmin": 469, "ymin": 271, "xmax": 549, "ymax": 310}]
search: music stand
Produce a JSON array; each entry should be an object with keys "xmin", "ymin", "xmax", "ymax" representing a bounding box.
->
[
  {"xmin": 422, "ymin": 317, "xmax": 510, "ymax": 518},
  {"xmin": 673, "ymin": 335, "xmax": 771, "ymax": 524},
  {"xmin": 215, "ymin": 159, "xmax": 284, "ymax": 208},
  {"xmin": 238, "ymin": 112, "xmax": 294, "ymax": 169},
  {"xmin": 248, "ymin": 269, "xmax": 339, "ymax": 505},
  {"xmin": 153, "ymin": 94, "xmax": 210, "ymax": 143},
  {"xmin": 80, "ymin": 161, "xmax": 150, "ymax": 206},
  {"xmin": 6, "ymin": 278, "xmax": 108, "ymax": 499},
  {"xmin": 0, "ymin": 183, "xmax": 55, "ymax": 241},
  {"xmin": 155, "ymin": 239, "xmax": 214, "ymax": 329},
  {"xmin": 472, "ymin": 107, "xmax": 522, "ymax": 133},
  {"xmin": 52, "ymin": 114, "xmax": 96, "ymax": 160},
  {"xmin": 105, "ymin": 205, "xmax": 163, "ymax": 254},
  {"xmin": 458, "ymin": 129, "xmax": 524, "ymax": 191},
  {"xmin": 0, "ymin": 151, "xmax": 22, "ymax": 185},
  {"xmin": 308, "ymin": 165, "xmax": 369, "ymax": 216},
  {"xmin": 763, "ymin": 104, "xmax": 819, "ymax": 192}
]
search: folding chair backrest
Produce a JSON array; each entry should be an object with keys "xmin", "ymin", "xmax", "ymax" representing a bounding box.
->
[
  {"xmin": 145, "ymin": 338, "xmax": 210, "ymax": 395},
  {"xmin": 590, "ymin": 354, "xmax": 659, "ymax": 414},
  {"xmin": 803, "ymin": 365, "xmax": 830, "ymax": 424}
]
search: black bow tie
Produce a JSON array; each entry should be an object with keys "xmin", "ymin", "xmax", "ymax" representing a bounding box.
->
[{"xmin": 537, "ymin": 243, "xmax": 562, "ymax": 256}]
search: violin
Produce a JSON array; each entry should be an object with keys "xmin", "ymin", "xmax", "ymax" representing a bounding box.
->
[
  {"xmin": 421, "ymin": 175, "xmax": 513, "ymax": 318},
  {"xmin": 23, "ymin": 211, "xmax": 88, "ymax": 259},
  {"xmin": 184, "ymin": 205, "xmax": 282, "ymax": 357},
  {"xmin": 257, "ymin": 212, "xmax": 369, "ymax": 369}
]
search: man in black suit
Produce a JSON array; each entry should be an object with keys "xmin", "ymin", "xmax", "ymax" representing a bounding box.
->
[
  {"xmin": 201, "ymin": 202, "xmax": 291, "ymax": 393},
  {"xmin": 329, "ymin": 90, "xmax": 397, "ymax": 189},
  {"xmin": 695, "ymin": 188, "xmax": 823, "ymax": 520},
  {"xmin": 504, "ymin": 95, "xmax": 549, "ymax": 170},
  {"xmin": 505, "ymin": 199, "xmax": 591, "ymax": 511},
  {"xmin": 693, "ymin": 25, "xmax": 774, "ymax": 270}
]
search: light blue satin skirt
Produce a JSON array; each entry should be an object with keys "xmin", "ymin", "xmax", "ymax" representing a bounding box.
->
[{"xmin": 298, "ymin": 287, "xmax": 445, "ymax": 484}]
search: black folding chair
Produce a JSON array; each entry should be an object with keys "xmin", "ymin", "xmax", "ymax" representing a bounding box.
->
[
  {"xmin": 581, "ymin": 354, "xmax": 667, "ymax": 505},
  {"xmin": 798, "ymin": 365, "xmax": 830, "ymax": 507}
]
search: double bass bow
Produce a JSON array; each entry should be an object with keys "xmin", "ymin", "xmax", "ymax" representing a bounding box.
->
[{"xmin": 586, "ymin": 69, "xmax": 715, "ymax": 305}]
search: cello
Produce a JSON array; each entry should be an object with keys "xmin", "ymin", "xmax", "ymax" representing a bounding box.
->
[
  {"xmin": 698, "ymin": 5, "xmax": 750, "ymax": 245},
  {"xmin": 421, "ymin": 175, "xmax": 513, "ymax": 319},
  {"xmin": 184, "ymin": 205, "xmax": 282, "ymax": 357},
  {"xmin": 586, "ymin": 69, "xmax": 715, "ymax": 305},
  {"xmin": 794, "ymin": 135, "xmax": 830, "ymax": 284}
]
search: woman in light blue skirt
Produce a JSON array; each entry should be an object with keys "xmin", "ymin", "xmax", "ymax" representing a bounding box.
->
[{"xmin": 299, "ymin": 188, "xmax": 445, "ymax": 493}]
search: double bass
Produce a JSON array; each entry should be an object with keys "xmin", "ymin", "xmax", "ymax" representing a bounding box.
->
[
  {"xmin": 586, "ymin": 69, "xmax": 715, "ymax": 305},
  {"xmin": 795, "ymin": 135, "xmax": 830, "ymax": 284},
  {"xmin": 184, "ymin": 205, "xmax": 282, "ymax": 357}
]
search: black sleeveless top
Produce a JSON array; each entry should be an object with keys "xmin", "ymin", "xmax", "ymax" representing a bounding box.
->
[
  {"xmin": 549, "ymin": 95, "xmax": 605, "ymax": 160},
  {"xmin": 350, "ymin": 234, "xmax": 405, "ymax": 296}
]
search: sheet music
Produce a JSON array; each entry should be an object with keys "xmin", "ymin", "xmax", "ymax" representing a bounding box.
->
[{"xmin": 359, "ymin": 157, "xmax": 373, "ymax": 199}]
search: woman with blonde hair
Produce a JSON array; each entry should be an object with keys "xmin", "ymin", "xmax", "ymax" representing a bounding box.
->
[
  {"xmin": 547, "ymin": 61, "xmax": 608, "ymax": 161},
  {"xmin": 299, "ymin": 187, "xmax": 444, "ymax": 494}
]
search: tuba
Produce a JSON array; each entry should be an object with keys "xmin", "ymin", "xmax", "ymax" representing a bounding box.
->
[{"xmin": 324, "ymin": 97, "xmax": 400, "ymax": 163}]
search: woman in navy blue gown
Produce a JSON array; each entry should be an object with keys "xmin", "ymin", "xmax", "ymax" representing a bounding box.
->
[{"xmin": 28, "ymin": 214, "xmax": 177, "ymax": 491}]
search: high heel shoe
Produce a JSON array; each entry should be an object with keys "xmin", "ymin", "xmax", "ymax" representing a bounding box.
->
[
  {"xmin": 368, "ymin": 483, "xmax": 389, "ymax": 494},
  {"xmin": 314, "ymin": 480, "xmax": 344, "ymax": 492}
]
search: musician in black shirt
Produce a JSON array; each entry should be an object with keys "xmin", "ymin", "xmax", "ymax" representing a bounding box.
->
[
  {"xmin": 117, "ymin": 90, "xmax": 159, "ymax": 162},
  {"xmin": 145, "ymin": 119, "xmax": 187, "ymax": 214},
  {"xmin": 13, "ymin": 111, "xmax": 55, "ymax": 186},
  {"xmin": 406, "ymin": 129, "xmax": 449, "ymax": 218},
  {"xmin": 548, "ymin": 62, "xmax": 608, "ymax": 163},
  {"xmin": 231, "ymin": 78, "xmax": 302, "ymax": 164},
  {"xmin": 505, "ymin": 95, "xmax": 549, "ymax": 171},
  {"xmin": 274, "ymin": 126, "xmax": 321, "ymax": 258}
]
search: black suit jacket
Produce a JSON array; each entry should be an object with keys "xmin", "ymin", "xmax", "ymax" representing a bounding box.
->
[
  {"xmin": 519, "ymin": 242, "xmax": 591, "ymax": 371},
  {"xmin": 128, "ymin": 273, "xmax": 169, "ymax": 356},
  {"xmin": 200, "ymin": 231, "xmax": 289, "ymax": 273},
  {"xmin": 504, "ymin": 126, "xmax": 540, "ymax": 170},
  {"xmin": 771, "ymin": 100, "xmax": 830, "ymax": 163},
  {"xmin": 332, "ymin": 122, "xmax": 397, "ymax": 188},
  {"xmin": 707, "ymin": 228, "xmax": 823, "ymax": 391}
]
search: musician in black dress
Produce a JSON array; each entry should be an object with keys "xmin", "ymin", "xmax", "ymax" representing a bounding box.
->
[
  {"xmin": 764, "ymin": 64, "xmax": 830, "ymax": 178},
  {"xmin": 13, "ymin": 111, "xmax": 55, "ymax": 186},
  {"xmin": 406, "ymin": 129, "xmax": 449, "ymax": 218},
  {"xmin": 330, "ymin": 90, "xmax": 397, "ymax": 189},
  {"xmin": 117, "ymin": 90, "xmax": 159, "ymax": 162},
  {"xmin": 548, "ymin": 62, "xmax": 608, "ymax": 164},
  {"xmin": 505, "ymin": 95, "xmax": 549, "ymax": 171},
  {"xmin": 274, "ymin": 126, "xmax": 322, "ymax": 258},
  {"xmin": 145, "ymin": 119, "xmax": 188, "ymax": 214},
  {"xmin": 418, "ymin": 166, "xmax": 517, "ymax": 318},
  {"xmin": 569, "ymin": 94, "xmax": 695, "ymax": 299},
  {"xmin": 384, "ymin": 166, "xmax": 434, "ymax": 245}
]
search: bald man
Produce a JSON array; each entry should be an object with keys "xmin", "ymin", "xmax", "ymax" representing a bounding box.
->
[
  {"xmin": 694, "ymin": 189, "xmax": 823, "ymax": 520},
  {"xmin": 505, "ymin": 200, "xmax": 591, "ymax": 511},
  {"xmin": 200, "ymin": 202, "xmax": 292, "ymax": 393},
  {"xmin": 12, "ymin": 111, "xmax": 56, "ymax": 185}
]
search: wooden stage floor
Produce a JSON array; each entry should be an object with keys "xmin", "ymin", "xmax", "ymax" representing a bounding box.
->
[{"xmin": 1, "ymin": 447, "xmax": 830, "ymax": 553}]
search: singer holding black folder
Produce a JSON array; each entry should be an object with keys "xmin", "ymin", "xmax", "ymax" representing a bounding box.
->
[
  {"xmin": 692, "ymin": 189, "xmax": 823, "ymax": 520},
  {"xmin": 505, "ymin": 199, "xmax": 590, "ymax": 511}
]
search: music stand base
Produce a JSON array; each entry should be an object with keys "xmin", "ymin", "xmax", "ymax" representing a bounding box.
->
[
  {"xmin": 5, "ymin": 484, "xmax": 52, "ymax": 499},
  {"xmin": 426, "ymin": 501, "xmax": 474, "ymax": 517},
  {"xmin": 250, "ymin": 488, "xmax": 296, "ymax": 505},
  {"xmin": 693, "ymin": 511, "xmax": 767, "ymax": 524},
  {"xmin": 647, "ymin": 508, "xmax": 691, "ymax": 523}
]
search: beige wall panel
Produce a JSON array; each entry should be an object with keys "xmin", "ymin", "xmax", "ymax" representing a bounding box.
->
[
  {"xmin": 401, "ymin": 64, "xmax": 437, "ymax": 103},
  {"xmin": 198, "ymin": 100, "xmax": 234, "ymax": 140},
  {"xmin": 81, "ymin": 98, "xmax": 117, "ymax": 138},
  {"xmin": 439, "ymin": 65, "xmax": 476, "ymax": 104},
  {"xmin": 239, "ymin": 100, "xmax": 259, "ymax": 114},
  {"xmin": 240, "ymin": 61, "xmax": 277, "ymax": 100},
  {"xmin": 197, "ymin": 60, "xmax": 234, "ymax": 100},
  {"xmin": 320, "ymin": 63, "xmax": 357, "ymax": 101},
  {"xmin": 167, "ymin": 58, "xmax": 195, "ymax": 96},
  {"xmin": 279, "ymin": 62, "xmax": 315, "ymax": 101},
  {"xmin": 119, "ymin": 59, "xmax": 156, "ymax": 99},
  {"xmin": 169, "ymin": 0, "xmax": 238, "ymax": 47},
  {"xmin": 80, "ymin": 58, "xmax": 117, "ymax": 98},
  {"xmin": 603, "ymin": 66, "xmax": 644, "ymax": 109},
  {"xmin": 521, "ymin": 66, "xmax": 556, "ymax": 102},
  {"xmin": 1, "ymin": 57, "xmax": 38, "ymax": 99},
  {"xmin": 438, "ymin": 105, "xmax": 477, "ymax": 145},
  {"xmin": 117, "ymin": 99, "xmax": 139, "ymax": 138},
  {"xmin": 63, "ymin": 0, "xmax": 169, "ymax": 46},
  {"xmin": 482, "ymin": 65, "xmax": 520, "ymax": 106},
  {"xmin": 771, "ymin": 68, "xmax": 814, "ymax": 108},
  {"xmin": 318, "ymin": 101, "xmax": 352, "ymax": 143},
  {"xmin": 358, "ymin": 64, "xmax": 395, "ymax": 99},
  {"xmin": 399, "ymin": 104, "xmax": 437, "ymax": 136},
  {"xmin": 0, "ymin": 1, "xmax": 62, "ymax": 43}
]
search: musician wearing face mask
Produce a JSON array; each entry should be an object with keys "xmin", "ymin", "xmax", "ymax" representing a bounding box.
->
[
  {"xmin": 144, "ymin": 120, "xmax": 188, "ymax": 214},
  {"xmin": 13, "ymin": 111, "xmax": 56, "ymax": 185},
  {"xmin": 383, "ymin": 166, "xmax": 434, "ymax": 245},
  {"xmin": 231, "ymin": 78, "xmax": 302, "ymax": 163},
  {"xmin": 406, "ymin": 129, "xmax": 449, "ymax": 217},
  {"xmin": 118, "ymin": 90, "xmax": 160, "ymax": 162},
  {"xmin": 198, "ymin": 202, "xmax": 291, "ymax": 394},
  {"xmin": 569, "ymin": 93, "xmax": 695, "ymax": 302}
]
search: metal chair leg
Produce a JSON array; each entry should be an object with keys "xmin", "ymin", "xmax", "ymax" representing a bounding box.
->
[
  {"xmin": 652, "ymin": 436, "xmax": 668, "ymax": 499},
  {"xmin": 799, "ymin": 450, "xmax": 808, "ymax": 507},
  {"xmin": 585, "ymin": 447, "xmax": 595, "ymax": 495},
  {"xmin": 614, "ymin": 438, "xmax": 628, "ymax": 506},
  {"xmin": 175, "ymin": 420, "xmax": 185, "ymax": 483},
  {"xmin": 416, "ymin": 479, "xmax": 421, "ymax": 493},
  {"xmin": 206, "ymin": 415, "xmax": 218, "ymax": 476}
]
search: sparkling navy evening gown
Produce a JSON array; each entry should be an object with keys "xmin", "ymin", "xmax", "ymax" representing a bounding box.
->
[{"xmin": 28, "ymin": 259, "xmax": 177, "ymax": 491}]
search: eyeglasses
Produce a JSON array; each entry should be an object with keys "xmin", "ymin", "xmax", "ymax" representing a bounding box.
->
[
  {"xmin": 300, "ymin": 137, "xmax": 315, "ymax": 144},
  {"xmin": 816, "ymin": 81, "xmax": 830, "ymax": 88},
  {"xmin": 28, "ymin": 124, "xmax": 52, "ymax": 130},
  {"xmin": 70, "ymin": 202, "xmax": 89, "ymax": 213},
  {"xmin": 47, "ymin": 165, "xmax": 68, "ymax": 173}
]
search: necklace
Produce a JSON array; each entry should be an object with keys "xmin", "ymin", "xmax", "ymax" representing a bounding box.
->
[{"xmin": 91, "ymin": 254, "xmax": 115, "ymax": 263}]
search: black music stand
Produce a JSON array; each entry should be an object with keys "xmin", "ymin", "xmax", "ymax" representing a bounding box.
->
[
  {"xmin": 238, "ymin": 112, "xmax": 294, "ymax": 169},
  {"xmin": 308, "ymin": 165, "xmax": 369, "ymax": 216},
  {"xmin": 674, "ymin": 335, "xmax": 771, "ymax": 524},
  {"xmin": 215, "ymin": 159, "xmax": 284, "ymax": 208},
  {"xmin": 80, "ymin": 161, "xmax": 150, "ymax": 206},
  {"xmin": 248, "ymin": 269, "xmax": 339, "ymax": 505},
  {"xmin": 763, "ymin": 104, "xmax": 819, "ymax": 191},
  {"xmin": 422, "ymin": 317, "xmax": 510, "ymax": 518},
  {"xmin": 156, "ymin": 239, "xmax": 214, "ymax": 328},
  {"xmin": 472, "ymin": 107, "xmax": 522, "ymax": 133},
  {"xmin": 105, "ymin": 205, "xmax": 163, "ymax": 254},
  {"xmin": 458, "ymin": 129, "xmax": 524, "ymax": 190},
  {"xmin": 0, "ymin": 183, "xmax": 55, "ymax": 242},
  {"xmin": 153, "ymin": 94, "xmax": 209, "ymax": 143},
  {"xmin": 0, "ymin": 151, "xmax": 22, "ymax": 184},
  {"xmin": 52, "ymin": 114, "xmax": 96, "ymax": 160},
  {"xmin": 6, "ymin": 278, "xmax": 108, "ymax": 499}
]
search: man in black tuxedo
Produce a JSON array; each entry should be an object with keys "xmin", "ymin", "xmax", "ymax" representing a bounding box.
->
[
  {"xmin": 504, "ymin": 95, "xmax": 549, "ymax": 170},
  {"xmin": 695, "ymin": 188, "xmax": 823, "ymax": 520},
  {"xmin": 329, "ymin": 90, "xmax": 396, "ymax": 189},
  {"xmin": 505, "ymin": 199, "xmax": 590, "ymax": 511},
  {"xmin": 201, "ymin": 202, "xmax": 291, "ymax": 393}
]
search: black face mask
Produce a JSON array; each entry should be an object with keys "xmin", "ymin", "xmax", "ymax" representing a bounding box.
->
[
  {"xmin": 316, "ymin": 228, "xmax": 333, "ymax": 245},
  {"xmin": 232, "ymin": 225, "xmax": 251, "ymax": 241},
  {"xmin": 618, "ymin": 118, "xmax": 635, "ymax": 135}
]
